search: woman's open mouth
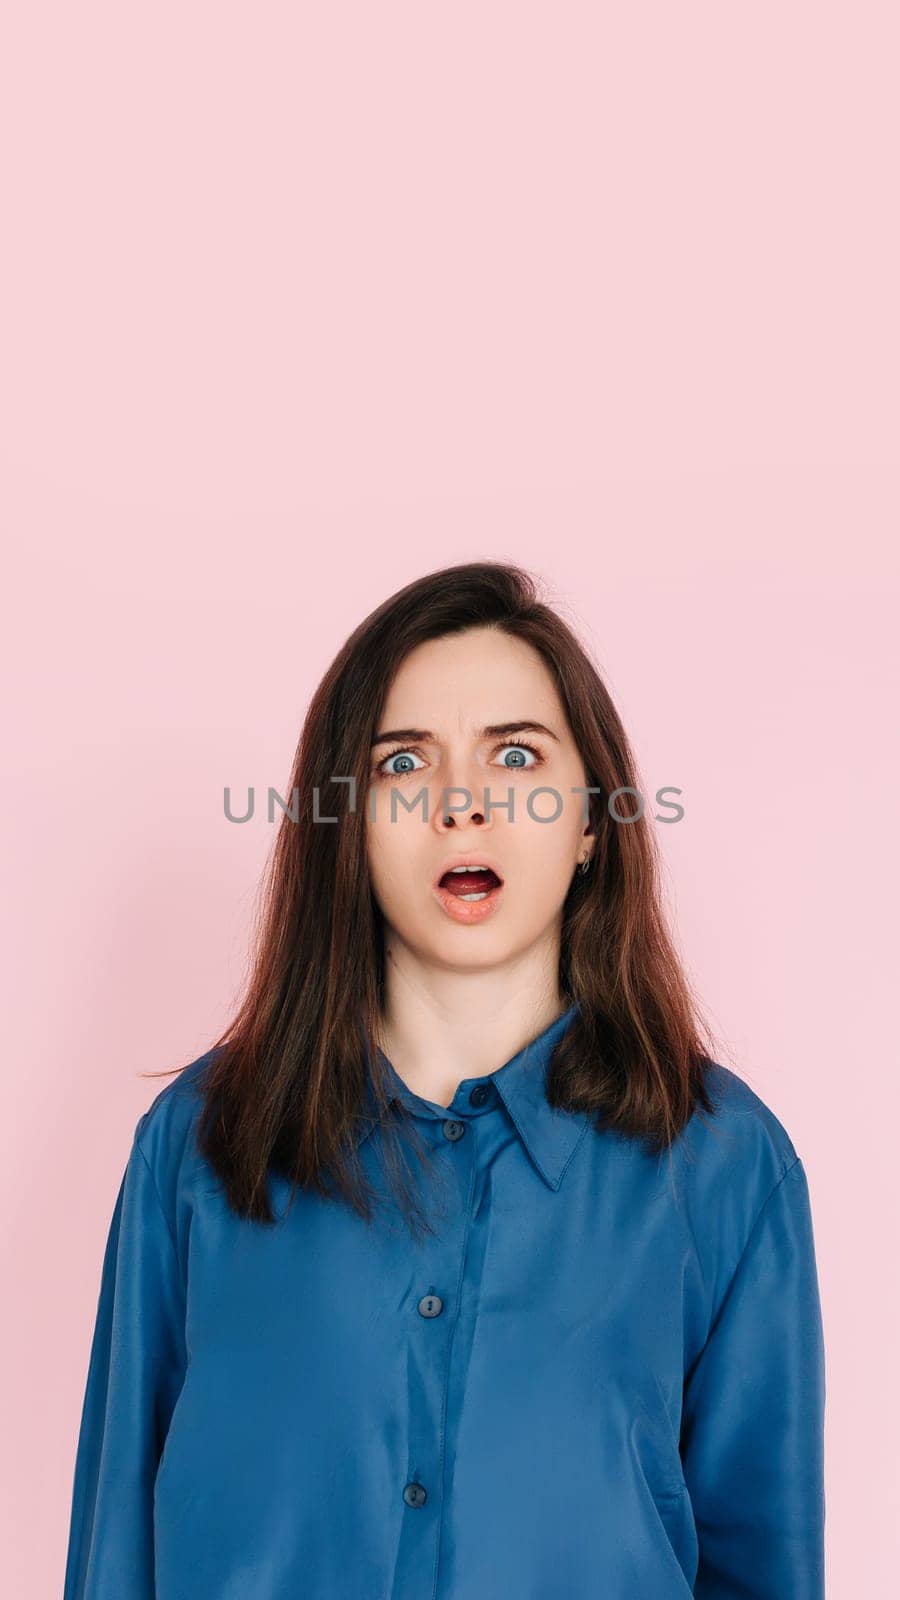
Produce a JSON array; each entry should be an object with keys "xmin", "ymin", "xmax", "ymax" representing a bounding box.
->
[
  {"xmin": 439, "ymin": 866, "xmax": 502, "ymax": 901},
  {"xmin": 433, "ymin": 864, "xmax": 505, "ymax": 924}
]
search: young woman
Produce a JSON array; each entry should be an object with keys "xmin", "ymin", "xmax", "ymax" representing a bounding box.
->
[{"xmin": 63, "ymin": 561, "xmax": 826, "ymax": 1599}]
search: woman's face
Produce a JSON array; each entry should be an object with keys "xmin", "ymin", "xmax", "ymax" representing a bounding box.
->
[{"xmin": 365, "ymin": 626, "xmax": 595, "ymax": 975}]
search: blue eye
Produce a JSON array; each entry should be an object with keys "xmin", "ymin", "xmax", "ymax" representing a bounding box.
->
[
  {"xmin": 376, "ymin": 739, "xmax": 543, "ymax": 779},
  {"xmin": 379, "ymin": 749, "xmax": 425, "ymax": 778},
  {"xmin": 496, "ymin": 743, "xmax": 539, "ymax": 769}
]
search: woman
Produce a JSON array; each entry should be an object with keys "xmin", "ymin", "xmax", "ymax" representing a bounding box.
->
[{"xmin": 63, "ymin": 561, "xmax": 826, "ymax": 1599}]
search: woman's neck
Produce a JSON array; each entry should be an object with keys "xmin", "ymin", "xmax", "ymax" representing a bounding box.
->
[{"xmin": 376, "ymin": 960, "xmax": 569, "ymax": 1107}]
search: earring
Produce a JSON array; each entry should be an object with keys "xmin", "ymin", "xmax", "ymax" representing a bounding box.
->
[{"xmin": 578, "ymin": 854, "xmax": 591, "ymax": 875}]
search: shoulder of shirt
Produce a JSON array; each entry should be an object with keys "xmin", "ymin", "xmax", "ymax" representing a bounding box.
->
[
  {"xmin": 693, "ymin": 1056, "xmax": 800, "ymax": 1167},
  {"xmin": 671, "ymin": 1056, "xmax": 804, "ymax": 1242},
  {"xmin": 664, "ymin": 1060, "xmax": 809, "ymax": 1333},
  {"xmin": 132, "ymin": 1046, "xmax": 220, "ymax": 1184}
]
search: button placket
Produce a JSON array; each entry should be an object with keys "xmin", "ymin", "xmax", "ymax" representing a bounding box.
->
[{"xmin": 395, "ymin": 1104, "xmax": 478, "ymax": 1598}]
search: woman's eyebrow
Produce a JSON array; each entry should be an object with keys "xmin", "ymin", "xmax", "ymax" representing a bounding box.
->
[{"xmin": 370, "ymin": 721, "xmax": 561, "ymax": 748}]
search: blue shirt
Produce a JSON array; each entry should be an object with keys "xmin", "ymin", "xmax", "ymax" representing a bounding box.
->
[{"xmin": 64, "ymin": 1004, "xmax": 826, "ymax": 1598}]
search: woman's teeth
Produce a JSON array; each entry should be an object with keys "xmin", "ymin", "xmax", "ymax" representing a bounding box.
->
[{"xmin": 440, "ymin": 865, "xmax": 500, "ymax": 901}]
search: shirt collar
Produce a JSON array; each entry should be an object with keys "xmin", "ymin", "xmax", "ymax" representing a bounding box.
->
[{"xmin": 356, "ymin": 1001, "xmax": 592, "ymax": 1191}]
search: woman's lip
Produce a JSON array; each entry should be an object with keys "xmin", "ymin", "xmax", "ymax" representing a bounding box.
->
[{"xmin": 431, "ymin": 877, "xmax": 505, "ymax": 925}]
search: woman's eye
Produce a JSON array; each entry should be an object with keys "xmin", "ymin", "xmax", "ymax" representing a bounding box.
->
[
  {"xmin": 376, "ymin": 742, "xmax": 542, "ymax": 777},
  {"xmin": 378, "ymin": 749, "xmax": 426, "ymax": 778},
  {"xmin": 495, "ymin": 743, "xmax": 540, "ymax": 769}
]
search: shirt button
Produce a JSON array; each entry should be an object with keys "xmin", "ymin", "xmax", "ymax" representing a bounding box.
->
[
  {"xmin": 468, "ymin": 1082, "xmax": 493, "ymax": 1107},
  {"xmin": 403, "ymin": 1481, "xmax": 428, "ymax": 1508},
  {"xmin": 417, "ymin": 1293, "xmax": 444, "ymax": 1318},
  {"xmin": 442, "ymin": 1119, "xmax": 466, "ymax": 1141}
]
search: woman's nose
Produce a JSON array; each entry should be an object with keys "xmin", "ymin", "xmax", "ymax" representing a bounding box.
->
[{"xmin": 432, "ymin": 759, "xmax": 496, "ymax": 828}]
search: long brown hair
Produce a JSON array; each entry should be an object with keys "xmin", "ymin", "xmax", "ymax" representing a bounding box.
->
[{"xmin": 144, "ymin": 561, "xmax": 717, "ymax": 1233}]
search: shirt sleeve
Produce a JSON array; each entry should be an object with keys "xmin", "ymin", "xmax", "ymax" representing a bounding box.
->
[
  {"xmin": 680, "ymin": 1155, "xmax": 826, "ymax": 1599},
  {"xmin": 63, "ymin": 1125, "xmax": 188, "ymax": 1600}
]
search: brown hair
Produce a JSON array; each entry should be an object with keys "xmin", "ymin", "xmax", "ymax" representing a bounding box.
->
[{"xmin": 144, "ymin": 561, "xmax": 716, "ymax": 1234}]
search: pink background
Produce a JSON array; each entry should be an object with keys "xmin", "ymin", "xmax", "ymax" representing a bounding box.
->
[{"xmin": 2, "ymin": 5, "xmax": 898, "ymax": 1594}]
